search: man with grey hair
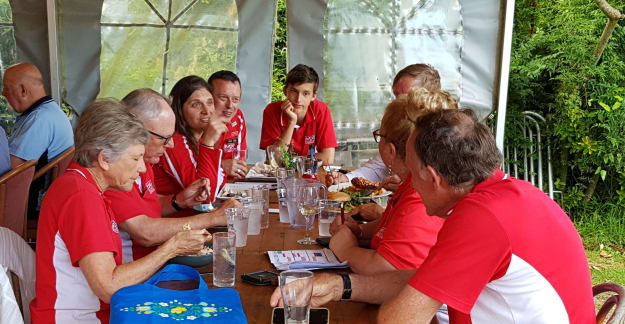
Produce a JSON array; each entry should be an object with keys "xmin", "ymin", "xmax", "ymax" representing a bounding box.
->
[
  {"xmin": 104, "ymin": 88, "xmax": 239, "ymax": 262},
  {"xmin": 325, "ymin": 64, "xmax": 441, "ymax": 193}
]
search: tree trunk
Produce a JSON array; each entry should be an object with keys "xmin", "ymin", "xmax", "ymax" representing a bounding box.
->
[
  {"xmin": 584, "ymin": 173, "xmax": 601, "ymax": 202},
  {"xmin": 594, "ymin": 0, "xmax": 625, "ymax": 64}
]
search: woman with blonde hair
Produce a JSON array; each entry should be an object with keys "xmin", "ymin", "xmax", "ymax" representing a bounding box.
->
[{"xmin": 329, "ymin": 88, "xmax": 456, "ymax": 275}]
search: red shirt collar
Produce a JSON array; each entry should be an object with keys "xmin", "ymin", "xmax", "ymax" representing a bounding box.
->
[{"xmin": 65, "ymin": 160, "xmax": 102, "ymax": 193}]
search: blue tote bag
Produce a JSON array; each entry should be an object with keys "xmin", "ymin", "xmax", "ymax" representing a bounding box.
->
[{"xmin": 110, "ymin": 264, "xmax": 247, "ymax": 323}]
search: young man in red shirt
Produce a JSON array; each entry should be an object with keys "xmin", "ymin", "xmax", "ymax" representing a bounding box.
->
[
  {"xmin": 207, "ymin": 71, "xmax": 248, "ymax": 180},
  {"xmin": 260, "ymin": 64, "xmax": 337, "ymax": 165}
]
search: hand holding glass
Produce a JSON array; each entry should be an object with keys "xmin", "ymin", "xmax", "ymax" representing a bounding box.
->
[{"xmin": 279, "ymin": 270, "xmax": 314, "ymax": 324}]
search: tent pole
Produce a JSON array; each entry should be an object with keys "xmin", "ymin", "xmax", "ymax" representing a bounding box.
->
[
  {"xmin": 495, "ymin": 0, "xmax": 516, "ymax": 153},
  {"xmin": 46, "ymin": 0, "xmax": 61, "ymax": 104}
]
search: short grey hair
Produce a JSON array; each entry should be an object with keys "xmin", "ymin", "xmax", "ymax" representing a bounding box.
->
[
  {"xmin": 121, "ymin": 88, "xmax": 170, "ymax": 121},
  {"xmin": 74, "ymin": 99, "xmax": 149, "ymax": 167}
]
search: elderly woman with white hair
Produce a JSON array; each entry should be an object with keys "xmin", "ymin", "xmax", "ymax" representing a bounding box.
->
[{"xmin": 30, "ymin": 99, "xmax": 210, "ymax": 324}]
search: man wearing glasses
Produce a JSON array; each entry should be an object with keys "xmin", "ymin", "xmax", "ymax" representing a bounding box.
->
[{"xmin": 104, "ymin": 88, "xmax": 239, "ymax": 262}]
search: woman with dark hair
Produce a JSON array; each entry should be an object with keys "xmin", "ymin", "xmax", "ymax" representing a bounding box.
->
[{"xmin": 153, "ymin": 75, "xmax": 228, "ymax": 202}]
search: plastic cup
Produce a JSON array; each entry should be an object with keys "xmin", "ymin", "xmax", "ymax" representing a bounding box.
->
[
  {"xmin": 246, "ymin": 200, "xmax": 263, "ymax": 235},
  {"xmin": 213, "ymin": 232, "xmax": 236, "ymax": 287},
  {"xmin": 232, "ymin": 209, "xmax": 249, "ymax": 247},
  {"xmin": 279, "ymin": 270, "xmax": 314, "ymax": 324},
  {"xmin": 319, "ymin": 200, "xmax": 341, "ymax": 237},
  {"xmin": 252, "ymin": 185, "xmax": 270, "ymax": 229}
]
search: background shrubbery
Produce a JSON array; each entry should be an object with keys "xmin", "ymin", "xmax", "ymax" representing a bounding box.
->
[{"xmin": 508, "ymin": 0, "xmax": 625, "ymax": 247}]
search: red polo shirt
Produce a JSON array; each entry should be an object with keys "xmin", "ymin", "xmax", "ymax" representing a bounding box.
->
[
  {"xmin": 104, "ymin": 163, "xmax": 161, "ymax": 262},
  {"xmin": 260, "ymin": 99, "xmax": 337, "ymax": 156},
  {"xmin": 370, "ymin": 174, "xmax": 444, "ymax": 269},
  {"xmin": 408, "ymin": 170, "xmax": 595, "ymax": 323},
  {"xmin": 219, "ymin": 109, "xmax": 247, "ymax": 160},
  {"xmin": 30, "ymin": 161, "xmax": 122, "ymax": 324},
  {"xmin": 153, "ymin": 133, "xmax": 225, "ymax": 202}
]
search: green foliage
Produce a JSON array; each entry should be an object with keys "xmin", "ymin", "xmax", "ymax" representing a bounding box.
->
[
  {"xmin": 0, "ymin": 0, "xmax": 16, "ymax": 135},
  {"xmin": 271, "ymin": 0, "xmax": 286, "ymax": 102},
  {"xmin": 508, "ymin": 0, "xmax": 625, "ymax": 212}
]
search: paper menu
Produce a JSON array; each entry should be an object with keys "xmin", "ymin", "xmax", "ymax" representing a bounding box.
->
[{"xmin": 267, "ymin": 249, "xmax": 348, "ymax": 271}]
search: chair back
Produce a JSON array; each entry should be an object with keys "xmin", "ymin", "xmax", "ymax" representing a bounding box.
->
[
  {"xmin": 0, "ymin": 227, "xmax": 36, "ymax": 324},
  {"xmin": 0, "ymin": 160, "xmax": 37, "ymax": 238},
  {"xmin": 594, "ymin": 282, "xmax": 625, "ymax": 324},
  {"xmin": 32, "ymin": 146, "xmax": 75, "ymax": 183}
]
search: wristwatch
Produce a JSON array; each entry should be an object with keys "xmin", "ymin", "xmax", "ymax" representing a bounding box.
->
[
  {"xmin": 171, "ymin": 195, "xmax": 183, "ymax": 211},
  {"xmin": 339, "ymin": 273, "xmax": 352, "ymax": 300}
]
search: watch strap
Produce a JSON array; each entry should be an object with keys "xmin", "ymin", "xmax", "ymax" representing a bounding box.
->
[
  {"xmin": 339, "ymin": 273, "xmax": 352, "ymax": 300},
  {"xmin": 171, "ymin": 195, "xmax": 183, "ymax": 211}
]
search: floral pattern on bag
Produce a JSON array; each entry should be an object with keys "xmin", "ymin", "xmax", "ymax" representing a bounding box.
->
[{"xmin": 118, "ymin": 300, "xmax": 234, "ymax": 320}]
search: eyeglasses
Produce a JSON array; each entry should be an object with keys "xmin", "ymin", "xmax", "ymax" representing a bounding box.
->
[
  {"xmin": 372, "ymin": 129, "xmax": 386, "ymax": 143},
  {"xmin": 148, "ymin": 130, "xmax": 173, "ymax": 146}
]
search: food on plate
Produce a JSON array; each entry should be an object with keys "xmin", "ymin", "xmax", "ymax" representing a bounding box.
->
[
  {"xmin": 219, "ymin": 187, "xmax": 250, "ymax": 199},
  {"xmin": 351, "ymin": 177, "xmax": 379, "ymax": 190},
  {"xmin": 249, "ymin": 162, "xmax": 277, "ymax": 177},
  {"xmin": 328, "ymin": 191, "xmax": 351, "ymax": 202},
  {"xmin": 196, "ymin": 246, "xmax": 213, "ymax": 256}
]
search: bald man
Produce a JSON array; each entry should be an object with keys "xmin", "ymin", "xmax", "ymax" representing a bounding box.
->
[{"xmin": 2, "ymin": 63, "xmax": 73, "ymax": 168}]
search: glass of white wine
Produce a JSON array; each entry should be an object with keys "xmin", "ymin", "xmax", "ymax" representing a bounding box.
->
[{"xmin": 297, "ymin": 183, "xmax": 321, "ymax": 245}]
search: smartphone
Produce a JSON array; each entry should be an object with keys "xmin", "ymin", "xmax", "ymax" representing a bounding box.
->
[
  {"xmin": 271, "ymin": 307, "xmax": 329, "ymax": 324},
  {"xmin": 240, "ymin": 270, "xmax": 278, "ymax": 286},
  {"xmin": 315, "ymin": 237, "xmax": 331, "ymax": 247}
]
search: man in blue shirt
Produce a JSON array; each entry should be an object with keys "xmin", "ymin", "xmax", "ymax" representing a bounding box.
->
[{"xmin": 2, "ymin": 63, "xmax": 73, "ymax": 168}]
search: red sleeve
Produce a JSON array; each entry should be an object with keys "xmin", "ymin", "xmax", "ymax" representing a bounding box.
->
[
  {"xmin": 260, "ymin": 102, "xmax": 283, "ymax": 149},
  {"xmin": 408, "ymin": 201, "xmax": 511, "ymax": 313},
  {"xmin": 197, "ymin": 146, "xmax": 225, "ymax": 201},
  {"xmin": 314, "ymin": 101, "xmax": 338, "ymax": 149},
  {"xmin": 58, "ymin": 193, "xmax": 119, "ymax": 266},
  {"xmin": 375, "ymin": 194, "xmax": 444, "ymax": 269},
  {"xmin": 156, "ymin": 133, "xmax": 224, "ymax": 202}
]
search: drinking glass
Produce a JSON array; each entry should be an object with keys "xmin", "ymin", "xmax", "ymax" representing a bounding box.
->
[
  {"xmin": 213, "ymin": 232, "xmax": 236, "ymax": 287},
  {"xmin": 236, "ymin": 147, "xmax": 247, "ymax": 162},
  {"xmin": 318, "ymin": 200, "xmax": 341, "ymax": 237},
  {"xmin": 231, "ymin": 208, "xmax": 249, "ymax": 247},
  {"xmin": 297, "ymin": 183, "xmax": 321, "ymax": 245},
  {"xmin": 279, "ymin": 270, "xmax": 314, "ymax": 324},
  {"xmin": 225, "ymin": 207, "xmax": 240, "ymax": 233},
  {"xmin": 246, "ymin": 199, "xmax": 263, "ymax": 235},
  {"xmin": 295, "ymin": 157, "xmax": 315, "ymax": 177},
  {"xmin": 252, "ymin": 185, "xmax": 270, "ymax": 229},
  {"xmin": 277, "ymin": 168, "xmax": 294, "ymax": 223}
]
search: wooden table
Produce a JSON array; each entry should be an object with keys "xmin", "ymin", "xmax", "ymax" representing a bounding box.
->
[{"xmin": 196, "ymin": 191, "xmax": 379, "ymax": 324}]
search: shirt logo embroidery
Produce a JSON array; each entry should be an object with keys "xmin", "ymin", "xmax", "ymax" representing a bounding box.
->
[
  {"xmin": 112, "ymin": 220, "xmax": 119, "ymax": 234},
  {"xmin": 230, "ymin": 131, "xmax": 239, "ymax": 137},
  {"xmin": 305, "ymin": 135, "xmax": 316, "ymax": 145},
  {"xmin": 145, "ymin": 180, "xmax": 155, "ymax": 194},
  {"xmin": 231, "ymin": 121, "xmax": 238, "ymax": 127},
  {"xmin": 224, "ymin": 142, "xmax": 236, "ymax": 152}
]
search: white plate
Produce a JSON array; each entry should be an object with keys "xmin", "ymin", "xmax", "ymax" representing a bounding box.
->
[{"xmin": 216, "ymin": 182, "xmax": 276, "ymax": 200}]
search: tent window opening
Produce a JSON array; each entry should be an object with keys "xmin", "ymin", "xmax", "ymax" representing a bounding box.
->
[
  {"xmin": 323, "ymin": 0, "xmax": 463, "ymax": 167},
  {"xmin": 99, "ymin": 0, "xmax": 239, "ymax": 99},
  {"xmin": 0, "ymin": 0, "xmax": 17, "ymax": 135}
]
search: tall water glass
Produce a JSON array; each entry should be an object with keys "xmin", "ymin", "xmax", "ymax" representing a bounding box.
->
[
  {"xmin": 297, "ymin": 183, "xmax": 321, "ymax": 245},
  {"xmin": 213, "ymin": 232, "xmax": 236, "ymax": 287},
  {"xmin": 235, "ymin": 147, "xmax": 247, "ymax": 162},
  {"xmin": 252, "ymin": 185, "xmax": 270, "ymax": 229},
  {"xmin": 225, "ymin": 207, "xmax": 240, "ymax": 233},
  {"xmin": 246, "ymin": 199, "xmax": 263, "ymax": 235},
  {"xmin": 232, "ymin": 208, "xmax": 249, "ymax": 247},
  {"xmin": 277, "ymin": 168, "xmax": 291, "ymax": 223},
  {"xmin": 318, "ymin": 200, "xmax": 341, "ymax": 237},
  {"xmin": 279, "ymin": 270, "xmax": 314, "ymax": 324}
]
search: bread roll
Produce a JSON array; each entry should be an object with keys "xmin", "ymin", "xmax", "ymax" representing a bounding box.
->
[{"xmin": 327, "ymin": 191, "xmax": 351, "ymax": 202}]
